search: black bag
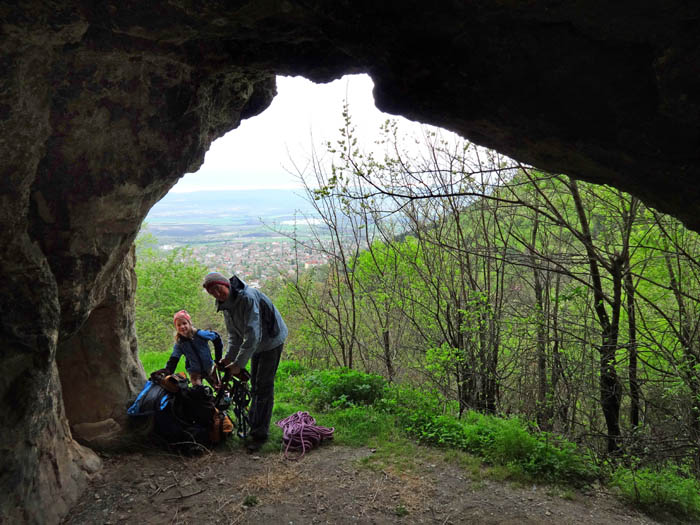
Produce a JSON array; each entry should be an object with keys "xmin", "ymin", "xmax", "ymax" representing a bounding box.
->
[
  {"xmin": 152, "ymin": 404, "xmax": 211, "ymax": 454},
  {"xmin": 127, "ymin": 381, "xmax": 171, "ymax": 416},
  {"xmin": 129, "ymin": 381, "xmax": 222, "ymax": 453},
  {"xmin": 174, "ymin": 385, "xmax": 216, "ymax": 428}
]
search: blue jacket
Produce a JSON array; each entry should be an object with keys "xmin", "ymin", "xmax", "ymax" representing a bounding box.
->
[
  {"xmin": 165, "ymin": 329, "xmax": 223, "ymax": 375},
  {"xmin": 217, "ymin": 276, "xmax": 288, "ymax": 368}
]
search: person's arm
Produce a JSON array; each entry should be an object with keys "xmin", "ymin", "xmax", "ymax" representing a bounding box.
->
[
  {"xmin": 223, "ymin": 309, "xmax": 243, "ymax": 362},
  {"xmin": 221, "ymin": 295, "xmax": 260, "ymax": 368},
  {"xmin": 231, "ymin": 295, "xmax": 261, "ymax": 369},
  {"xmin": 198, "ymin": 329, "xmax": 223, "ymax": 362},
  {"xmin": 212, "ymin": 331, "xmax": 223, "ymax": 362},
  {"xmin": 164, "ymin": 344, "xmax": 182, "ymax": 374}
]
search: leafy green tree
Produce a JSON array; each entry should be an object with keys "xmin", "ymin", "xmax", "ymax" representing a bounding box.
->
[{"xmin": 134, "ymin": 230, "xmax": 222, "ymax": 353}]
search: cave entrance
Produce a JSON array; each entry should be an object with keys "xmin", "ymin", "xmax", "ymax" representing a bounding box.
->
[{"xmin": 57, "ymin": 73, "xmax": 415, "ymax": 441}]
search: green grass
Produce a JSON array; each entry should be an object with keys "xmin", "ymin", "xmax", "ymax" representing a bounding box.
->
[
  {"xmin": 312, "ymin": 406, "xmax": 396, "ymax": 447},
  {"xmin": 242, "ymin": 495, "xmax": 259, "ymax": 507},
  {"xmin": 611, "ymin": 463, "xmax": 700, "ymax": 520},
  {"xmin": 139, "ymin": 349, "xmax": 186, "ymax": 376}
]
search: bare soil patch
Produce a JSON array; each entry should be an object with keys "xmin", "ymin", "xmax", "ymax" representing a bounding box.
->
[{"xmin": 63, "ymin": 442, "xmax": 670, "ymax": 524}]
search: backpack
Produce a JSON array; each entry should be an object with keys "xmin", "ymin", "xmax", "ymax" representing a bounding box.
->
[
  {"xmin": 161, "ymin": 372, "xmax": 189, "ymax": 393},
  {"xmin": 128, "ymin": 380, "xmax": 232, "ymax": 453},
  {"xmin": 127, "ymin": 381, "xmax": 172, "ymax": 416},
  {"xmin": 175, "ymin": 384, "xmax": 217, "ymax": 428}
]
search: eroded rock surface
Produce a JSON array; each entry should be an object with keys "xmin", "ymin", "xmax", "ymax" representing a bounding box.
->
[{"xmin": 0, "ymin": 2, "xmax": 698, "ymax": 523}]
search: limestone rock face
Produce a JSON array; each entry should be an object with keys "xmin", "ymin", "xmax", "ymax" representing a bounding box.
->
[
  {"xmin": 0, "ymin": 1, "xmax": 699, "ymax": 523},
  {"xmin": 57, "ymin": 247, "xmax": 143, "ymax": 445}
]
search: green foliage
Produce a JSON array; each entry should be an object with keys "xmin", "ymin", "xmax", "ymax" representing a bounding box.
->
[
  {"xmin": 138, "ymin": 349, "xmax": 185, "ymax": 375},
  {"xmin": 242, "ymin": 495, "xmax": 259, "ymax": 507},
  {"xmin": 276, "ymin": 359, "xmax": 307, "ymax": 380},
  {"xmin": 425, "ymin": 343, "xmax": 465, "ymax": 382},
  {"xmin": 611, "ymin": 464, "xmax": 700, "ymax": 519},
  {"xmin": 385, "ymin": 384, "xmax": 459, "ymax": 424},
  {"xmin": 274, "ymin": 361, "xmax": 309, "ymax": 405},
  {"xmin": 316, "ymin": 406, "xmax": 396, "ymax": 446},
  {"xmin": 394, "ymin": 504, "xmax": 409, "ymax": 517},
  {"xmin": 305, "ymin": 368, "xmax": 388, "ymax": 409},
  {"xmin": 272, "ymin": 401, "xmax": 308, "ymax": 421},
  {"xmin": 134, "ymin": 229, "xmax": 222, "ymax": 353},
  {"xmin": 395, "ymin": 394, "xmax": 595, "ymax": 484}
]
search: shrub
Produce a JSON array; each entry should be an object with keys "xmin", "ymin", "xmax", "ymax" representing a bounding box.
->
[
  {"xmin": 389, "ymin": 384, "xmax": 455, "ymax": 415},
  {"xmin": 305, "ymin": 368, "xmax": 388, "ymax": 408},
  {"xmin": 276, "ymin": 359, "xmax": 307, "ymax": 379},
  {"xmin": 397, "ymin": 404, "xmax": 595, "ymax": 484},
  {"xmin": 319, "ymin": 405, "xmax": 395, "ymax": 446},
  {"xmin": 611, "ymin": 464, "xmax": 700, "ymax": 519}
]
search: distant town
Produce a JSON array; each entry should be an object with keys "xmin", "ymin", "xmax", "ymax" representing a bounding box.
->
[
  {"xmin": 186, "ymin": 239, "xmax": 329, "ymax": 287},
  {"xmin": 141, "ymin": 189, "xmax": 333, "ymax": 287}
]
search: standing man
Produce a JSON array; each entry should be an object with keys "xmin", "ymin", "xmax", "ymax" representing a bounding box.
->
[{"xmin": 202, "ymin": 272, "xmax": 288, "ymax": 451}]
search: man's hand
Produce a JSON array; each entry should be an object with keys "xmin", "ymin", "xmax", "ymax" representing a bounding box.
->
[
  {"xmin": 216, "ymin": 359, "xmax": 248, "ymax": 381},
  {"xmin": 216, "ymin": 358, "xmax": 230, "ymax": 370},
  {"xmin": 216, "ymin": 358, "xmax": 239, "ymax": 374},
  {"xmin": 236, "ymin": 368, "xmax": 251, "ymax": 382}
]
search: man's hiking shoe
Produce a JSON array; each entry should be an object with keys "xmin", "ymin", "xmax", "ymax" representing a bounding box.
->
[{"xmin": 245, "ymin": 437, "xmax": 267, "ymax": 452}]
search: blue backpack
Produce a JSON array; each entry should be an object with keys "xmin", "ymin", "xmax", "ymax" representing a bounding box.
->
[{"xmin": 127, "ymin": 381, "xmax": 172, "ymax": 416}]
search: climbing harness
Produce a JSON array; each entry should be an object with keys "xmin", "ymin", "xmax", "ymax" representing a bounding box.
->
[
  {"xmin": 214, "ymin": 371, "xmax": 251, "ymax": 439},
  {"xmin": 275, "ymin": 411, "xmax": 334, "ymax": 460}
]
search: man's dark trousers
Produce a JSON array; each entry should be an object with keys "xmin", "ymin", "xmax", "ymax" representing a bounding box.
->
[{"xmin": 248, "ymin": 343, "xmax": 283, "ymax": 441}]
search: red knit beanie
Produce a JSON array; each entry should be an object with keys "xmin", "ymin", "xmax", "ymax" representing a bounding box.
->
[
  {"xmin": 173, "ymin": 309, "xmax": 191, "ymax": 325},
  {"xmin": 202, "ymin": 272, "xmax": 230, "ymax": 291}
]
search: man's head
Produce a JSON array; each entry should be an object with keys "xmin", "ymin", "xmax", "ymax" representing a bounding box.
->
[{"xmin": 203, "ymin": 272, "xmax": 230, "ymax": 302}]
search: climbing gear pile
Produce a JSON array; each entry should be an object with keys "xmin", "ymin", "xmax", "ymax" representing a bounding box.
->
[
  {"xmin": 275, "ymin": 411, "xmax": 334, "ymax": 460},
  {"xmin": 214, "ymin": 373, "xmax": 251, "ymax": 439}
]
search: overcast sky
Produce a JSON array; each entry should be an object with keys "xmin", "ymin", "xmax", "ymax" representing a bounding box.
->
[{"xmin": 171, "ymin": 74, "xmax": 426, "ymax": 192}]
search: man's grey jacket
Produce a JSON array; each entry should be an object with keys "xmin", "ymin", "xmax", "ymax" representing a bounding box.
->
[{"xmin": 217, "ymin": 275, "xmax": 288, "ymax": 368}]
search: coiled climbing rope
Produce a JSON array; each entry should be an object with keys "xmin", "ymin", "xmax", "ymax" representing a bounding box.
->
[{"xmin": 275, "ymin": 411, "xmax": 334, "ymax": 460}]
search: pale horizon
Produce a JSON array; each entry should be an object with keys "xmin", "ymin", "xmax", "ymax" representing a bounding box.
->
[
  {"xmin": 172, "ymin": 74, "xmax": 430, "ymax": 194},
  {"xmin": 169, "ymin": 183, "xmax": 304, "ymax": 193}
]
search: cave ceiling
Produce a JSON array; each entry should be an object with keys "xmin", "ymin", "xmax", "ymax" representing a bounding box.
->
[{"xmin": 4, "ymin": 1, "xmax": 698, "ymax": 232}]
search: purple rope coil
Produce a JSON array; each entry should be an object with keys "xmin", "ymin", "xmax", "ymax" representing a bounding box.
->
[{"xmin": 276, "ymin": 411, "xmax": 334, "ymax": 460}]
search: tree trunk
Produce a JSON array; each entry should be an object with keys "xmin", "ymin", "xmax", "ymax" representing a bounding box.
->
[
  {"xmin": 383, "ymin": 329, "xmax": 394, "ymax": 381},
  {"xmin": 625, "ymin": 270, "xmax": 640, "ymax": 428},
  {"xmin": 530, "ymin": 210, "xmax": 552, "ymax": 428},
  {"xmin": 569, "ymin": 178, "xmax": 623, "ymax": 453}
]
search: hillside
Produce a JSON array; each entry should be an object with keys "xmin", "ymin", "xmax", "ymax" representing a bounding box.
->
[{"xmin": 62, "ymin": 444, "xmax": 665, "ymax": 525}]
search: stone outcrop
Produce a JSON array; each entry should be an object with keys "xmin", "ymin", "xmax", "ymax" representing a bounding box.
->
[
  {"xmin": 0, "ymin": 1, "xmax": 698, "ymax": 523},
  {"xmin": 56, "ymin": 246, "xmax": 143, "ymax": 449}
]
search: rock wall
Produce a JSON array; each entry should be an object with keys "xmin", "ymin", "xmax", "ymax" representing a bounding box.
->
[
  {"xmin": 0, "ymin": 4, "xmax": 275, "ymax": 521},
  {"xmin": 0, "ymin": 1, "xmax": 699, "ymax": 523},
  {"xmin": 57, "ymin": 247, "xmax": 143, "ymax": 447}
]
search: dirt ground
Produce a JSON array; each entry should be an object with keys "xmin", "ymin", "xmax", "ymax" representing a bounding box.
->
[{"xmin": 63, "ymin": 441, "xmax": 674, "ymax": 525}]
